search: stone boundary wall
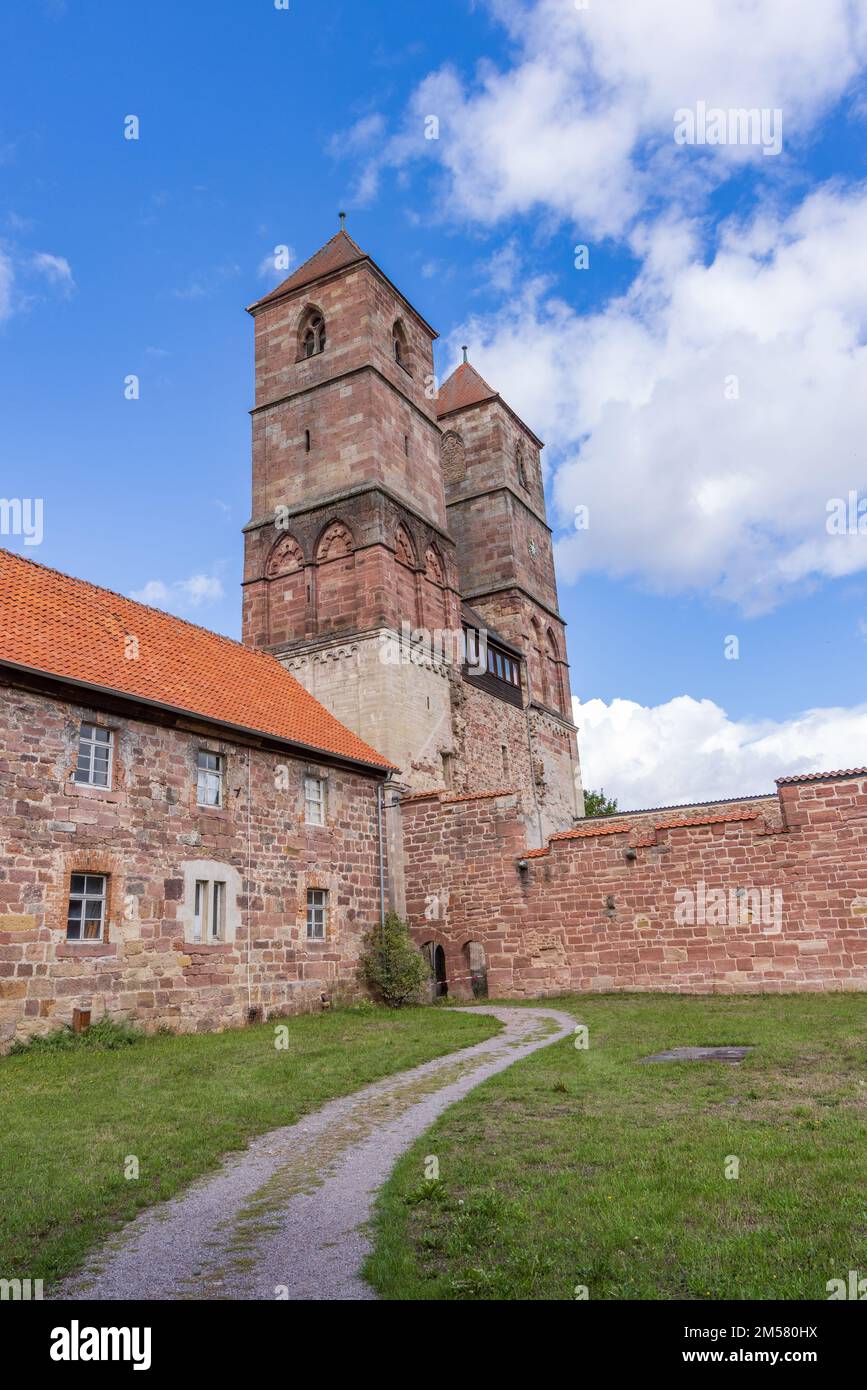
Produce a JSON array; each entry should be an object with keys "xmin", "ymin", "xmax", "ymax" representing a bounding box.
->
[{"xmin": 401, "ymin": 775, "xmax": 867, "ymax": 996}]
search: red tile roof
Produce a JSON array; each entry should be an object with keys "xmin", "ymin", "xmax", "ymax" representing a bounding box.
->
[
  {"xmin": 776, "ymin": 768, "xmax": 867, "ymax": 785},
  {"xmin": 0, "ymin": 549, "xmax": 393, "ymax": 771},
  {"xmin": 248, "ymin": 230, "xmax": 368, "ymax": 310},
  {"xmin": 436, "ymin": 362, "xmax": 499, "ymax": 417}
]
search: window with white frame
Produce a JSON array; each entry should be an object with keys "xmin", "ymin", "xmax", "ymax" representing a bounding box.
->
[
  {"xmin": 67, "ymin": 873, "xmax": 107, "ymax": 941},
  {"xmin": 73, "ymin": 723, "xmax": 113, "ymax": 787},
  {"xmin": 193, "ymin": 878, "xmax": 227, "ymax": 943},
  {"xmin": 304, "ymin": 775, "xmax": 325, "ymax": 826},
  {"xmin": 197, "ymin": 750, "xmax": 223, "ymax": 808},
  {"xmin": 306, "ymin": 888, "xmax": 327, "ymax": 940}
]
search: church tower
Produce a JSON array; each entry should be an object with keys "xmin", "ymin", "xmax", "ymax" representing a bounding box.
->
[
  {"xmin": 241, "ymin": 227, "xmax": 462, "ymax": 788},
  {"xmin": 435, "ymin": 358, "xmax": 582, "ymax": 836},
  {"xmin": 242, "ymin": 226, "xmax": 582, "ymax": 841}
]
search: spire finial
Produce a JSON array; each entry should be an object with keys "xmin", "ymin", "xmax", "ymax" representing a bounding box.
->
[
  {"xmin": 462, "ymin": 345, "xmax": 468, "ymax": 364},
  {"xmin": 339, "ymin": 211, "xmax": 347, "ymax": 230}
]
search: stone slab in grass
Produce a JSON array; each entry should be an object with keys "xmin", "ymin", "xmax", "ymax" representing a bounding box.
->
[{"xmin": 640, "ymin": 1045, "xmax": 754, "ymax": 1064}]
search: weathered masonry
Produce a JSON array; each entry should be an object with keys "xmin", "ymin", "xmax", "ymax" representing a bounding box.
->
[
  {"xmin": 399, "ymin": 774, "xmax": 867, "ymax": 997},
  {"xmin": 241, "ymin": 229, "xmax": 583, "ymax": 847},
  {"xmin": 0, "ymin": 551, "xmax": 391, "ymax": 1047}
]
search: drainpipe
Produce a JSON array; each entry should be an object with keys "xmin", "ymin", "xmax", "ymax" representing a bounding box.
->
[{"xmin": 376, "ymin": 778, "xmax": 388, "ymax": 942}]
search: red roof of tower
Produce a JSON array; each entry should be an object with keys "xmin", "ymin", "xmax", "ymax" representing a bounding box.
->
[
  {"xmin": 435, "ymin": 362, "xmax": 498, "ymax": 417},
  {"xmin": 249, "ymin": 230, "xmax": 369, "ymax": 310},
  {"xmin": 0, "ymin": 549, "xmax": 393, "ymax": 772},
  {"xmin": 436, "ymin": 359, "xmax": 543, "ymax": 446}
]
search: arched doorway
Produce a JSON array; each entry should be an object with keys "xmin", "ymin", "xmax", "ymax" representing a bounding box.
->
[
  {"xmin": 464, "ymin": 941, "xmax": 488, "ymax": 999},
  {"xmin": 422, "ymin": 941, "xmax": 448, "ymax": 998}
]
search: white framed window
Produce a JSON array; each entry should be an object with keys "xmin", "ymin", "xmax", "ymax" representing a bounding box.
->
[
  {"xmin": 73, "ymin": 723, "xmax": 113, "ymax": 788},
  {"xmin": 306, "ymin": 888, "xmax": 327, "ymax": 940},
  {"xmin": 67, "ymin": 873, "xmax": 107, "ymax": 941},
  {"xmin": 197, "ymin": 750, "xmax": 223, "ymax": 808},
  {"xmin": 193, "ymin": 877, "xmax": 227, "ymax": 943},
  {"xmin": 304, "ymin": 776, "xmax": 325, "ymax": 826}
]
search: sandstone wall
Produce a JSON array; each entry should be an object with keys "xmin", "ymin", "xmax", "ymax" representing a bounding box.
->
[
  {"xmin": 0, "ymin": 682, "xmax": 385, "ymax": 1049},
  {"xmin": 401, "ymin": 776, "xmax": 867, "ymax": 997}
]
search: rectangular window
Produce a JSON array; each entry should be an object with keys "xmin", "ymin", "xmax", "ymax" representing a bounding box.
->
[
  {"xmin": 211, "ymin": 881, "xmax": 225, "ymax": 942},
  {"xmin": 73, "ymin": 723, "xmax": 113, "ymax": 788},
  {"xmin": 193, "ymin": 880, "xmax": 207, "ymax": 943},
  {"xmin": 192, "ymin": 878, "xmax": 226, "ymax": 942},
  {"xmin": 197, "ymin": 751, "xmax": 223, "ymax": 808},
  {"xmin": 306, "ymin": 888, "xmax": 327, "ymax": 940},
  {"xmin": 304, "ymin": 776, "xmax": 325, "ymax": 826},
  {"xmin": 67, "ymin": 873, "xmax": 107, "ymax": 941}
]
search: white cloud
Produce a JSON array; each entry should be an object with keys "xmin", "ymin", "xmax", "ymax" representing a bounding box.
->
[
  {"xmin": 31, "ymin": 251, "xmax": 74, "ymax": 289},
  {"xmin": 444, "ymin": 183, "xmax": 867, "ymax": 612},
  {"xmin": 130, "ymin": 574, "xmax": 224, "ymax": 613},
  {"xmin": 574, "ymin": 692, "xmax": 867, "ymax": 809},
  {"xmin": 355, "ymin": 0, "xmax": 867, "ymax": 234}
]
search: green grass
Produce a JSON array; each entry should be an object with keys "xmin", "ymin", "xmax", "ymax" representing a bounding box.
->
[
  {"xmin": 0, "ymin": 1004, "xmax": 499, "ymax": 1284},
  {"xmin": 365, "ymin": 993, "xmax": 867, "ymax": 1300}
]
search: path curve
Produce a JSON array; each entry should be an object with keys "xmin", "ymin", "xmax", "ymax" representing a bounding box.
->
[{"xmin": 56, "ymin": 1005, "xmax": 575, "ymax": 1301}]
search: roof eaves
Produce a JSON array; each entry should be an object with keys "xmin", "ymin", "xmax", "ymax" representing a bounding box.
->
[{"xmin": 0, "ymin": 658, "xmax": 395, "ymax": 776}]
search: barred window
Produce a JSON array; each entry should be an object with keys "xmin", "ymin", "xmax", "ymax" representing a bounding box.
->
[
  {"xmin": 73, "ymin": 723, "xmax": 113, "ymax": 788},
  {"xmin": 67, "ymin": 874, "xmax": 107, "ymax": 941}
]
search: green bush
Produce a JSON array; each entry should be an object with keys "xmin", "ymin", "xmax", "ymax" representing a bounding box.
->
[
  {"xmin": 360, "ymin": 911, "xmax": 429, "ymax": 1008},
  {"xmin": 9, "ymin": 1017, "xmax": 143, "ymax": 1056}
]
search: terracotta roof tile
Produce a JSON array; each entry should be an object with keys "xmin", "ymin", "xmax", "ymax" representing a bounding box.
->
[
  {"xmin": 436, "ymin": 362, "xmax": 498, "ymax": 418},
  {"xmin": 776, "ymin": 768, "xmax": 867, "ymax": 785},
  {"xmin": 248, "ymin": 231, "xmax": 368, "ymax": 310},
  {"xmin": 551, "ymin": 821, "xmax": 631, "ymax": 841},
  {"xmin": 654, "ymin": 810, "xmax": 760, "ymax": 830},
  {"xmin": 0, "ymin": 549, "xmax": 393, "ymax": 771}
]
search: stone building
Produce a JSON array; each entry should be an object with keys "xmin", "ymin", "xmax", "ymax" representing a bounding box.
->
[
  {"xmin": 241, "ymin": 228, "xmax": 583, "ymax": 848},
  {"xmin": 0, "ymin": 550, "xmax": 392, "ymax": 1046}
]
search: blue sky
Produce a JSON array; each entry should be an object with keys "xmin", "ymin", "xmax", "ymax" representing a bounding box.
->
[{"xmin": 2, "ymin": 0, "xmax": 867, "ymax": 805}]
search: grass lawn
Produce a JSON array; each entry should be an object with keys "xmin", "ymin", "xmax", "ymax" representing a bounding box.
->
[
  {"xmin": 0, "ymin": 1005, "xmax": 499, "ymax": 1285},
  {"xmin": 365, "ymin": 993, "xmax": 867, "ymax": 1301}
]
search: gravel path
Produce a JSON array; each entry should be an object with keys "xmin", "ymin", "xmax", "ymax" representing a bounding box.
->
[{"xmin": 56, "ymin": 1004, "xmax": 576, "ymax": 1302}]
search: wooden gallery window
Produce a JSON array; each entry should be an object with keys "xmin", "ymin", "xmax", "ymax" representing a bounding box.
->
[{"xmin": 487, "ymin": 644, "xmax": 520, "ymax": 687}]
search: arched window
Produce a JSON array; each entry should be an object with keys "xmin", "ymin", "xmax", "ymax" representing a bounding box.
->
[
  {"xmin": 393, "ymin": 319, "xmax": 411, "ymax": 373},
  {"xmin": 546, "ymin": 627, "xmax": 563, "ymax": 712},
  {"xmin": 299, "ymin": 307, "xmax": 326, "ymax": 359},
  {"xmin": 516, "ymin": 441, "xmax": 528, "ymax": 489}
]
